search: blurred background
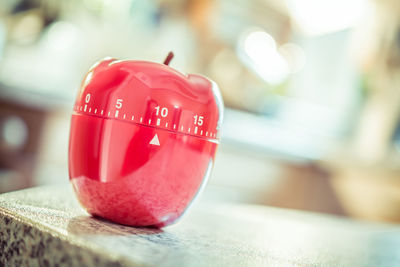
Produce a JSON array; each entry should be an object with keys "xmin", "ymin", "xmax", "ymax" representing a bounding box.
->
[{"xmin": 1, "ymin": 0, "xmax": 400, "ymax": 222}]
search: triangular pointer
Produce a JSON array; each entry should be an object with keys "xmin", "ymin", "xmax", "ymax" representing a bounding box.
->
[{"xmin": 149, "ymin": 134, "xmax": 160, "ymax": 146}]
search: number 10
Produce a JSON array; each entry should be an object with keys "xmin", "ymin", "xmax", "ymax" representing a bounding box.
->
[{"xmin": 155, "ymin": 106, "xmax": 168, "ymax": 117}]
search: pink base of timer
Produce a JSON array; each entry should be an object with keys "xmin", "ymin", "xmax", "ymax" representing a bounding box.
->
[
  {"xmin": 68, "ymin": 53, "xmax": 223, "ymax": 227},
  {"xmin": 70, "ymin": 115, "xmax": 217, "ymax": 227}
]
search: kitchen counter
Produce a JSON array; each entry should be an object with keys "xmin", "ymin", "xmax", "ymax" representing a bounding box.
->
[{"xmin": 1, "ymin": 185, "xmax": 400, "ymax": 266}]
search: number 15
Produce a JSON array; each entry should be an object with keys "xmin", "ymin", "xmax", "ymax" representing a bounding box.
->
[{"xmin": 194, "ymin": 115, "xmax": 204, "ymax": 126}]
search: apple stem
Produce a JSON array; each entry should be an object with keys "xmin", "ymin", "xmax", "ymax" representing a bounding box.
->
[{"xmin": 163, "ymin": 52, "xmax": 174, "ymax": 66}]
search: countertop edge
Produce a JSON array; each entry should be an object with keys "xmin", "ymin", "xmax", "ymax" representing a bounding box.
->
[{"xmin": 0, "ymin": 206, "xmax": 147, "ymax": 267}]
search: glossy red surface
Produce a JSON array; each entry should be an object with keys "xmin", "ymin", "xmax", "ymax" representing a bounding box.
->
[{"xmin": 69, "ymin": 58, "xmax": 223, "ymax": 227}]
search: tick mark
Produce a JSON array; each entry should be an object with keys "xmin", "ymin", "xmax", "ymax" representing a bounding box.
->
[
  {"xmin": 131, "ymin": 115, "xmax": 134, "ymax": 120},
  {"xmin": 165, "ymin": 122, "xmax": 168, "ymax": 127},
  {"xmin": 94, "ymin": 109, "xmax": 97, "ymax": 114}
]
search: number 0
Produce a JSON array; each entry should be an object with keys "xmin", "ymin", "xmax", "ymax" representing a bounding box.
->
[
  {"xmin": 85, "ymin": 93, "xmax": 91, "ymax": 103},
  {"xmin": 161, "ymin": 108, "xmax": 168, "ymax": 117}
]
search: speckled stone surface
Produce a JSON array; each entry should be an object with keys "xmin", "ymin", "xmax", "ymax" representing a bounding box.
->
[{"xmin": 1, "ymin": 185, "xmax": 400, "ymax": 266}]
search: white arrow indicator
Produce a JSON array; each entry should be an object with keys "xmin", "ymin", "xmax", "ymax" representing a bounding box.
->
[{"xmin": 149, "ymin": 134, "xmax": 160, "ymax": 146}]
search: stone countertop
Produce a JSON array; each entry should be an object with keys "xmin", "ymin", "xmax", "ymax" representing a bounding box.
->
[{"xmin": 1, "ymin": 185, "xmax": 400, "ymax": 266}]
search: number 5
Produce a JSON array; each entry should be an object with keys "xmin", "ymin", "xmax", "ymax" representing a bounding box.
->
[
  {"xmin": 116, "ymin": 99, "xmax": 123, "ymax": 109},
  {"xmin": 198, "ymin": 116, "xmax": 203, "ymax": 126}
]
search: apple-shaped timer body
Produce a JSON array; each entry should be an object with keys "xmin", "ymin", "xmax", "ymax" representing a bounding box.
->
[{"xmin": 68, "ymin": 57, "xmax": 223, "ymax": 227}]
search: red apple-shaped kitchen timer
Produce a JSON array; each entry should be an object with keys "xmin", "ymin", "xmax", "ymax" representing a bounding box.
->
[{"xmin": 68, "ymin": 53, "xmax": 223, "ymax": 227}]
